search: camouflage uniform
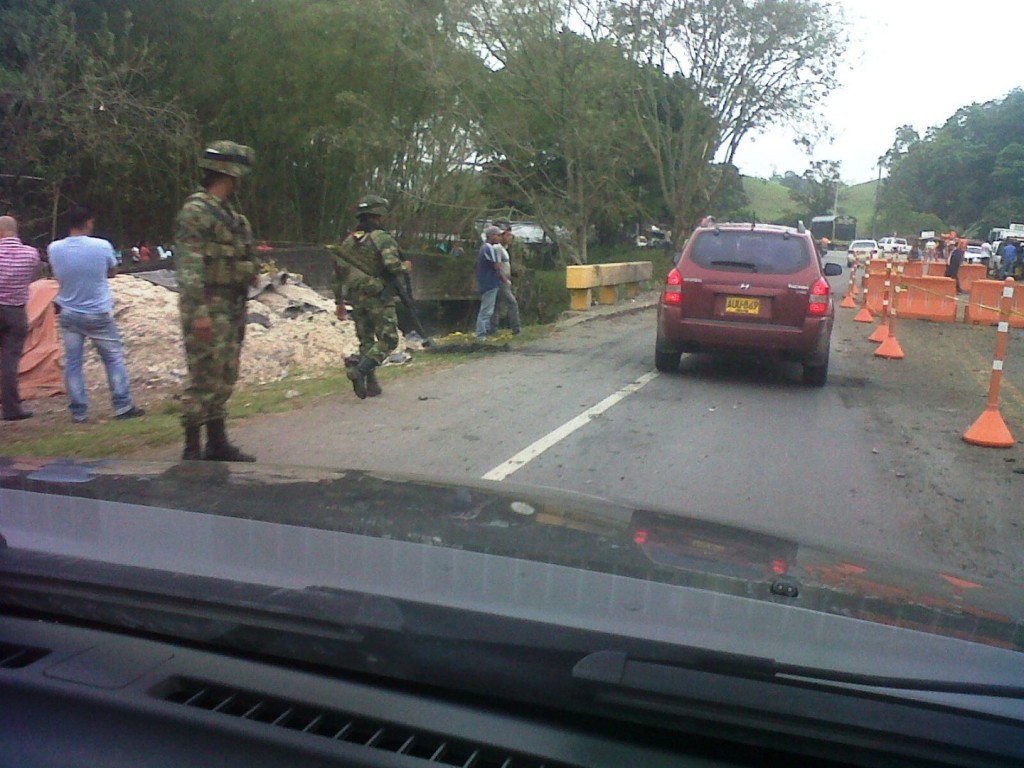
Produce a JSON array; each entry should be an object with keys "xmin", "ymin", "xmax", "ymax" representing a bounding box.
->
[
  {"xmin": 329, "ymin": 198, "xmax": 408, "ymax": 398},
  {"xmin": 176, "ymin": 191, "xmax": 257, "ymax": 426},
  {"xmin": 175, "ymin": 140, "xmax": 258, "ymax": 461}
]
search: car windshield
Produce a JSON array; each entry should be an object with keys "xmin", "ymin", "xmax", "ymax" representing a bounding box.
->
[
  {"xmin": 3, "ymin": 2, "xmax": 1023, "ymax": 765},
  {"xmin": 687, "ymin": 230, "xmax": 810, "ymax": 273}
]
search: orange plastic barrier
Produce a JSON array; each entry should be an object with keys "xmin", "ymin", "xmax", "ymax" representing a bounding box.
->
[
  {"xmin": 867, "ymin": 259, "xmax": 888, "ymax": 275},
  {"xmin": 863, "ymin": 273, "xmax": 886, "ymax": 314},
  {"xmin": 959, "ymin": 264, "xmax": 987, "ymax": 293},
  {"xmin": 924, "ymin": 262, "xmax": 947, "ymax": 277},
  {"xmin": 901, "ymin": 261, "xmax": 924, "ymax": 278},
  {"xmin": 893, "ymin": 276, "xmax": 958, "ymax": 322},
  {"xmin": 964, "ymin": 280, "xmax": 1024, "ymax": 327}
]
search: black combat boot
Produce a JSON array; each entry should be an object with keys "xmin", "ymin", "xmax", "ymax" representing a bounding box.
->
[
  {"xmin": 346, "ymin": 357, "xmax": 378, "ymax": 400},
  {"xmin": 182, "ymin": 424, "xmax": 202, "ymax": 460},
  {"xmin": 203, "ymin": 418, "xmax": 256, "ymax": 462},
  {"xmin": 365, "ymin": 369, "xmax": 382, "ymax": 397}
]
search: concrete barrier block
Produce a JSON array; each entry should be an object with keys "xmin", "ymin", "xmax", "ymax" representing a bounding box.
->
[
  {"xmin": 569, "ymin": 288, "xmax": 592, "ymax": 311},
  {"xmin": 566, "ymin": 261, "xmax": 652, "ymax": 309}
]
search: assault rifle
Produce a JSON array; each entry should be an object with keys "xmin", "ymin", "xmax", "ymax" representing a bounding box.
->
[{"xmin": 386, "ymin": 272, "xmax": 433, "ymax": 347}]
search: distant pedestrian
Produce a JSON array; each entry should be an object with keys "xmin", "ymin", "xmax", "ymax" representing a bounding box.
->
[
  {"xmin": 48, "ymin": 205, "xmax": 145, "ymax": 423},
  {"xmin": 489, "ymin": 225, "xmax": 521, "ymax": 335},
  {"xmin": 475, "ymin": 226, "xmax": 505, "ymax": 340},
  {"xmin": 0, "ymin": 215, "xmax": 41, "ymax": 421},
  {"xmin": 945, "ymin": 238, "xmax": 966, "ymax": 293},
  {"xmin": 1001, "ymin": 240, "xmax": 1020, "ymax": 279}
]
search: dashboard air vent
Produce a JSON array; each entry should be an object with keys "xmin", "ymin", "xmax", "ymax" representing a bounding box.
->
[
  {"xmin": 0, "ymin": 641, "xmax": 50, "ymax": 669},
  {"xmin": 161, "ymin": 678, "xmax": 580, "ymax": 768}
]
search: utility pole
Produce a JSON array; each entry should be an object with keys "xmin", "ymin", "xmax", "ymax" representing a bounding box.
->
[
  {"xmin": 831, "ymin": 177, "xmax": 840, "ymax": 241},
  {"xmin": 871, "ymin": 158, "xmax": 883, "ymax": 239}
]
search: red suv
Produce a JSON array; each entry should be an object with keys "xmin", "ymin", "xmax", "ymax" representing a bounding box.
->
[{"xmin": 655, "ymin": 220, "xmax": 844, "ymax": 386}]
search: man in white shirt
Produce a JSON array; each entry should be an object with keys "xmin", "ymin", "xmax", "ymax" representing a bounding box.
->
[{"xmin": 489, "ymin": 224, "xmax": 521, "ymax": 335}]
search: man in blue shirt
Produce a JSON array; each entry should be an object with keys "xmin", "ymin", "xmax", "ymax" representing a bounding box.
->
[
  {"xmin": 1001, "ymin": 240, "xmax": 1020, "ymax": 279},
  {"xmin": 474, "ymin": 226, "xmax": 506, "ymax": 340},
  {"xmin": 48, "ymin": 205, "xmax": 144, "ymax": 423}
]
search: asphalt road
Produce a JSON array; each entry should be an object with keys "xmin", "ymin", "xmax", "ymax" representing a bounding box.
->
[{"xmin": 139, "ymin": 254, "xmax": 1024, "ymax": 581}]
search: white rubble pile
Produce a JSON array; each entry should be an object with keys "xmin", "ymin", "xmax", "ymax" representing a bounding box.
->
[{"xmin": 79, "ymin": 275, "xmax": 406, "ymax": 393}]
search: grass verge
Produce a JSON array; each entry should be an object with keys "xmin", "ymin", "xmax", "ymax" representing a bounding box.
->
[{"xmin": 3, "ymin": 324, "xmax": 557, "ymax": 459}]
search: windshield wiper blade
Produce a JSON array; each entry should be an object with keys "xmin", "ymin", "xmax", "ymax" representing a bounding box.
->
[{"xmin": 573, "ymin": 650, "xmax": 1024, "ymax": 699}]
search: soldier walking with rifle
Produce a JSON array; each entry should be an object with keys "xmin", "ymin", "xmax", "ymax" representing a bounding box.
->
[
  {"xmin": 329, "ymin": 195, "xmax": 412, "ymax": 399},
  {"xmin": 174, "ymin": 140, "xmax": 259, "ymax": 461}
]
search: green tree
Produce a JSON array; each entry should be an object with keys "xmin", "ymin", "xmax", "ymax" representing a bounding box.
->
[
  {"xmin": 607, "ymin": 0, "xmax": 848, "ymax": 240},
  {"xmin": 787, "ymin": 160, "xmax": 841, "ymax": 221},
  {"xmin": 880, "ymin": 89, "xmax": 1024, "ymax": 238},
  {"xmin": 447, "ymin": 0, "xmax": 644, "ymax": 263},
  {"xmin": 0, "ymin": 0, "xmax": 195, "ymax": 243}
]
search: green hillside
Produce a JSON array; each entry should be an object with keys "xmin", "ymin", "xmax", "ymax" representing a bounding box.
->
[
  {"xmin": 738, "ymin": 176, "xmax": 880, "ymax": 238},
  {"xmin": 841, "ymin": 180, "xmax": 878, "ymax": 232},
  {"xmin": 740, "ymin": 176, "xmax": 795, "ymax": 222}
]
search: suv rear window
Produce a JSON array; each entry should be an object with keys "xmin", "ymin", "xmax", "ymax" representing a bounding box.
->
[{"xmin": 687, "ymin": 230, "xmax": 811, "ymax": 275}]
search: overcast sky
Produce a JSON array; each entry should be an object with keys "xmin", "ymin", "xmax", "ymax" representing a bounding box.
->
[{"xmin": 730, "ymin": 0, "xmax": 1024, "ymax": 184}]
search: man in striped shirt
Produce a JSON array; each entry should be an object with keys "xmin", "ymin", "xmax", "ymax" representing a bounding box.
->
[{"xmin": 0, "ymin": 215, "xmax": 41, "ymax": 421}]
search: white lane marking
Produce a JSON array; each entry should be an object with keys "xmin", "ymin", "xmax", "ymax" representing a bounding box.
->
[{"xmin": 482, "ymin": 371, "xmax": 659, "ymax": 481}]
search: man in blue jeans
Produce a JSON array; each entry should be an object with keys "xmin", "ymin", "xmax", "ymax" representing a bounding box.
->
[
  {"xmin": 48, "ymin": 205, "xmax": 144, "ymax": 423},
  {"xmin": 475, "ymin": 226, "xmax": 505, "ymax": 340}
]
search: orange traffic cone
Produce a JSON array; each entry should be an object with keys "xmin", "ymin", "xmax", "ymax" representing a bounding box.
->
[
  {"xmin": 869, "ymin": 261, "xmax": 894, "ymax": 340},
  {"xmin": 963, "ymin": 406, "xmax": 1015, "ymax": 448},
  {"xmin": 868, "ymin": 322, "xmax": 887, "ymax": 342},
  {"xmin": 874, "ymin": 331, "xmax": 904, "ymax": 359},
  {"xmin": 854, "ymin": 282, "xmax": 873, "ymax": 323},
  {"xmin": 874, "ymin": 268, "xmax": 904, "ymax": 358},
  {"xmin": 964, "ymin": 278, "xmax": 1017, "ymax": 448},
  {"xmin": 840, "ymin": 262, "xmax": 858, "ymax": 308}
]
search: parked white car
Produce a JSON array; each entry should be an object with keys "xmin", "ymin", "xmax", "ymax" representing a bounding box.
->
[
  {"xmin": 963, "ymin": 244, "xmax": 989, "ymax": 265},
  {"xmin": 847, "ymin": 239, "xmax": 879, "ymax": 266},
  {"xmin": 879, "ymin": 236, "xmax": 911, "ymax": 255}
]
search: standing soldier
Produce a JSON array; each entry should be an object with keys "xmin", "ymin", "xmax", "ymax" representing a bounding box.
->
[
  {"xmin": 329, "ymin": 195, "xmax": 409, "ymax": 399},
  {"xmin": 174, "ymin": 140, "xmax": 259, "ymax": 461}
]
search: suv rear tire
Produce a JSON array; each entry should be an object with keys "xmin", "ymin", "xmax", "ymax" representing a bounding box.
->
[
  {"xmin": 802, "ymin": 352, "xmax": 829, "ymax": 387},
  {"xmin": 655, "ymin": 349, "xmax": 681, "ymax": 373}
]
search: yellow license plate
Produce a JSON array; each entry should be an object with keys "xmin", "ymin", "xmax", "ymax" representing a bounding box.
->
[{"xmin": 725, "ymin": 297, "xmax": 761, "ymax": 315}]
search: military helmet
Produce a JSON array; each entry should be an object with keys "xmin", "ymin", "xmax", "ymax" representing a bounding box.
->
[
  {"xmin": 356, "ymin": 195, "xmax": 389, "ymax": 217},
  {"xmin": 198, "ymin": 140, "xmax": 255, "ymax": 178}
]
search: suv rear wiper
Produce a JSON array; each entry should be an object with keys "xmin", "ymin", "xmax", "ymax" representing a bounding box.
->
[
  {"xmin": 573, "ymin": 649, "xmax": 1024, "ymax": 699},
  {"xmin": 709, "ymin": 260, "xmax": 758, "ymax": 272}
]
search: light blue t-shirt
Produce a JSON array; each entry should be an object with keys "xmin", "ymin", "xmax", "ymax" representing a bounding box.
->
[{"xmin": 48, "ymin": 235, "xmax": 117, "ymax": 314}]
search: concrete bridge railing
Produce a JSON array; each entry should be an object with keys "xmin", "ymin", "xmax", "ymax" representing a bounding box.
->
[{"xmin": 565, "ymin": 261, "xmax": 653, "ymax": 310}]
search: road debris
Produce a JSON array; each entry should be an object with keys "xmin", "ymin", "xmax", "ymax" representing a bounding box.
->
[{"xmin": 78, "ymin": 275, "xmax": 409, "ymax": 396}]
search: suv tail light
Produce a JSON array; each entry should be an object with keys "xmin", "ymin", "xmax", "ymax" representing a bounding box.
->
[
  {"xmin": 808, "ymin": 277, "xmax": 830, "ymax": 316},
  {"xmin": 662, "ymin": 269, "xmax": 682, "ymax": 306}
]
